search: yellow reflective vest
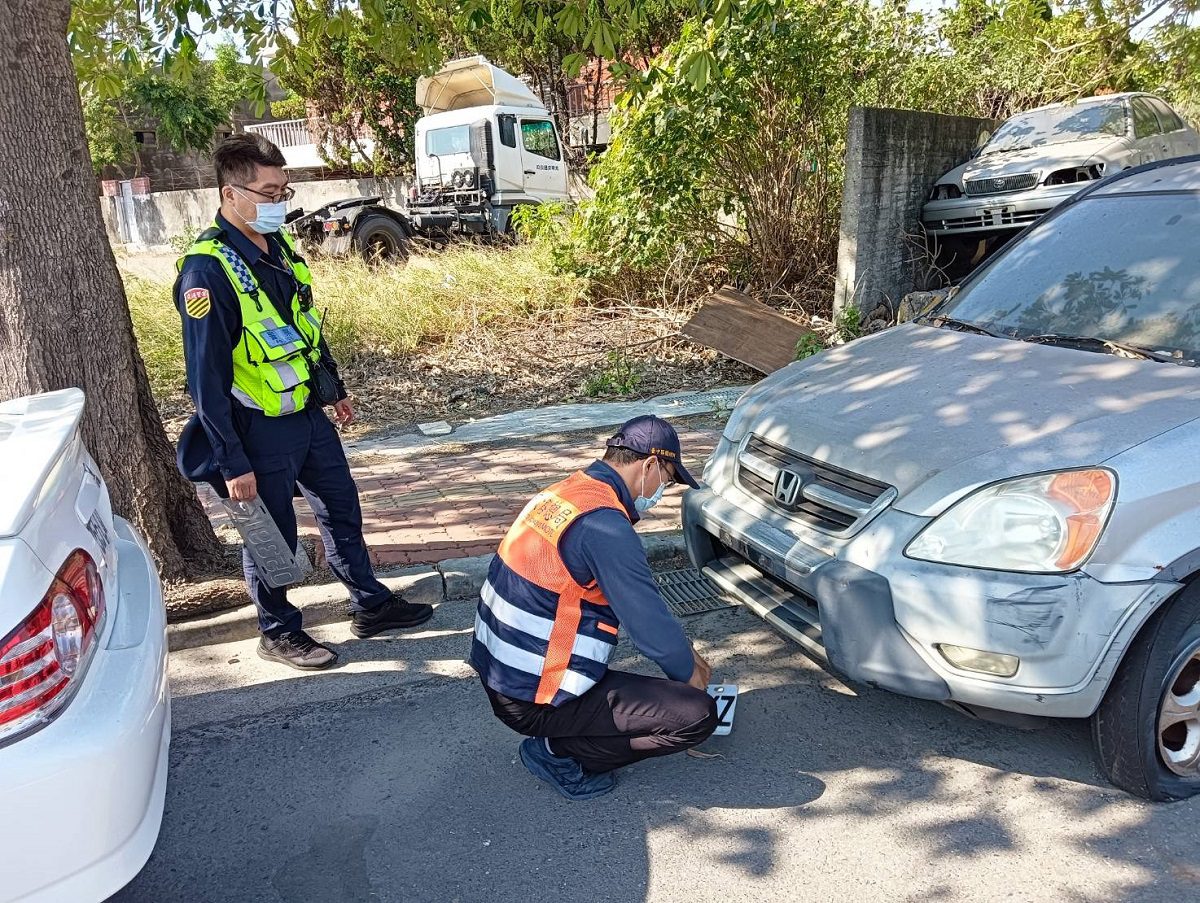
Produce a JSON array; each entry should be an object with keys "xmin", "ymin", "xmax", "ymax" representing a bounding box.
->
[{"xmin": 178, "ymin": 225, "xmax": 323, "ymax": 416}]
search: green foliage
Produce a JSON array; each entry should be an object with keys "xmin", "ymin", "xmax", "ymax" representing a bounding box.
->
[
  {"xmin": 82, "ymin": 94, "xmax": 136, "ymax": 172},
  {"xmin": 793, "ymin": 332, "xmax": 824, "ymax": 361},
  {"xmin": 168, "ymin": 230, "xmax": 201, "ymax": 254},
  {"xmin": 582, "ymin": 351, "xmax": 644, "ymax": 397},
  {"xmin": 129, "ymin": 73, "xmax": 230, "ymax": 153},
  {"xmin": 274, "ymin": 0, "xmax": 426, "ymax": 173},
  {"xmin": 270, "ymin": 94, "xmax": 310, "ymax": 120},
  {"xmin": 835, "ymin": 306, "xmax": 862, "ymax": 343},
  {"xmin": 570, "ymin": 0, "xmax": 885, "ymax": 299},
  {"xmin": 78, "ymin": 39, "xmax": 265, "ymax": 172}
]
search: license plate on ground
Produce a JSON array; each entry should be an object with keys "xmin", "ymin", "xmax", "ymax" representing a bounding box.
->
[{"xmin": 706, "ymin": 684, "xmax": 739, "ymax": 736}]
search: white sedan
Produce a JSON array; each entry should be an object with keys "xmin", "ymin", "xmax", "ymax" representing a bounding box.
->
[
  {"xmin": 923, "ymin": 92, "xmax": 1200, "ymax": 242},
  {"xmin": 0, "ymin": 389, "xmax": 169, "ymax": 903}
]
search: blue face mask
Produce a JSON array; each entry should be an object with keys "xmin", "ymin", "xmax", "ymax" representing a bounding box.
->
[
  {"xmin": 234, "ymin": 189, "xmax": 288, "ymax": 234},
  {"xmin": 635, "ymin": 462, "xmax": 668, "ymax": 513}
]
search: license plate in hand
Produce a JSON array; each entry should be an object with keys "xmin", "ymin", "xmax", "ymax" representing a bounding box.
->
[{"xmin": 706, "ymin": 684, "xmax": 739, "ymax": 736}]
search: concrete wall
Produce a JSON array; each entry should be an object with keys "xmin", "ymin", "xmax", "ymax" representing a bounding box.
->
[
  {"xmin": 834, "ymin": 107, "xmax": 996, "ymax": 315},
  {"xmin": 102, "ymin": 177, "xmax": 412, "ymax": 250}
]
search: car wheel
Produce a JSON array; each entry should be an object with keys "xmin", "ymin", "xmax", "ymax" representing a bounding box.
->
[
  {"xmin": 353, "ymin": 214, "xmax": 409, "ymax": 264},
  {"xmin": 1092, "ymin": 581, "xmax": 1200, "ymax": 800}
]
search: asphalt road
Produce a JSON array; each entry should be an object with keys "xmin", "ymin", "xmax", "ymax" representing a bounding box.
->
[{"xmin": 114, "ymin": 597, "xmax": 1200, "ymax": 903}]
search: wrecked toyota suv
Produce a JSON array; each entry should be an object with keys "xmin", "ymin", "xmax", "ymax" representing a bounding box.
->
[{"xmin": 685, "ymin": 156, "xmax": 1200, "ymax": 800}]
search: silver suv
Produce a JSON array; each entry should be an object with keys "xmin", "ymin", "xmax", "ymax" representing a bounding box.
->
[{"xmin": 686, "ymin": 155, "xmax": 1200, "ymax": 801}]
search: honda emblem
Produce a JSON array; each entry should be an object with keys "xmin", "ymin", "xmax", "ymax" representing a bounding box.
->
[{"xmin": 772, "ymin": 469, "xmax": 805, "ymax": 509}]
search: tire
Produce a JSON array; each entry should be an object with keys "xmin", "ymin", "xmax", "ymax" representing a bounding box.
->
[
  {"xmin": 353, "ymin": 214, "xmax": 409, "ymax": 264},
  {"xmin": 1092, "ymin": 580, "xmax": 1200, "ymax": 801}
]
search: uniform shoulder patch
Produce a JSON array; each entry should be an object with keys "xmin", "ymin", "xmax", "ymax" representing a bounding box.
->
[{"xmin": 184, "ymin": 287, "xmax": 211, "ymax": 319}]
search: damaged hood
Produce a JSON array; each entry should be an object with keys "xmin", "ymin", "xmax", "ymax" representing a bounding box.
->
[
  {"xmin": 727, "ymin": 324, "xmax": 1200, "ymax": 516},
  {"xmin": 965, "ymin": 136, "xmax": 1125, "ymax": 180}
]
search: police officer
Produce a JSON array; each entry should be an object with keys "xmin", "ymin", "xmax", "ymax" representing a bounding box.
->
[
  {"xmin": 471, "ymin": 415, "xmax": 719, "ymax": 800},
  {"xmin": 175, "ymin": 134, "xmax": 432, "ymax": 671}
]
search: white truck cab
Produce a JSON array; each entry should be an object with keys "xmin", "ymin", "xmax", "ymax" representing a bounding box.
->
[
  {"xmin": 410, "ymin": 56, "xmax": 570, "ymax": 235},
  {"xmin": 287, "ymin": 57, "xmax": 570, "ymax": 258}
]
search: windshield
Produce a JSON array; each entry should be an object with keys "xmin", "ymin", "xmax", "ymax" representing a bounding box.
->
[
  {"xmin": 425, "ymin": 125, "xmax": 471, "ymax": 156},
  {"xmin": 982, "ymin": 102, "xmax": 1128, "ymax": 154},
  {"xmin": 934, "ymin": 192, "xmax": 1200, "ymax": 360}
]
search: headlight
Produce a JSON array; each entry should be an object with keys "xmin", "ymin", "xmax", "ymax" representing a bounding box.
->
[
  {"xmin": 929, "ymin": 183, "xmax": 963, "ymax": 201},
  {"xmin": 906, "ymin": 469, "xmax": 1116, "ymax": 573},
  {"xmin": 1044, "ymin": 164, "xmax": 1105, "ymax": 186}
]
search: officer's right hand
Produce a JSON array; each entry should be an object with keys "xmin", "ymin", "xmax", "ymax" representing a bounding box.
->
[
  {"xmin": 228, "ymin": 472, "xmax": 258, "ymax": 501},
  {"xmin": 687, "ymin": 648, "xmax": 713, "ymax": 690}
]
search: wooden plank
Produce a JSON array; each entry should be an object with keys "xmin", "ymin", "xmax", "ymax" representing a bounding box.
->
[{"xmin": 681, "ymin": 287, "xmax": 813, "ymax": 374}]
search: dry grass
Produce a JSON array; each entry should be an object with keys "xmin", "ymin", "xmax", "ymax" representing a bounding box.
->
[{"xmin": 123, "ymin": 242, "xmax": 588, "ymax": 401}]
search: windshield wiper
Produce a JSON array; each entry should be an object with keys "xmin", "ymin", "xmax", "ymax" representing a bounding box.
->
[
  {"xmin": 924, "ymin": 316, "xmax": 1004, "ymax": 338},
  {"xmin": 1021, "ymin": 333, "xmax": 1189, "ymax": 364}
]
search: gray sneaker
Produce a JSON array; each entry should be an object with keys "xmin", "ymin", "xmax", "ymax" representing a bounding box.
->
[
  {"xmin": 518, "ymin": 738, "xmax": 617, "ymax": 801},
  {"xmin": 257, "ymin": 631, "xmax": 338, "ymax": 671}
]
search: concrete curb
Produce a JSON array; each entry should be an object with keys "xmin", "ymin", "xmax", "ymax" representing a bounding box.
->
[{"xmin": 166, "ymin": 531, "xmax": 687, "ymax": 652}]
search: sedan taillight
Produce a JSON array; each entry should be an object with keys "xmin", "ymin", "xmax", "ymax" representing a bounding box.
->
[{"xmin": 0, "ymin": 550, "xmax": 105, "ymax": 744}]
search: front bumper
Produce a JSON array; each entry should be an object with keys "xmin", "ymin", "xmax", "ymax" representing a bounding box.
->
[
  {"xmin": 684, "ymin": 483, "xmax": 1178, "ymax": 719},
  {"xmin": 1, "ymin": 517, "xmax": 170, "ymax": 903},
  {"xmin": 922, "ymin": 183, "xmax": 1087, "ymax": 236}
]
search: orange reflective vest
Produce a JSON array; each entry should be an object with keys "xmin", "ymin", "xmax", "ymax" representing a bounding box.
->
[{"xmin": 470, "ymin": 472, "xmax": 627, "ymax": 706}]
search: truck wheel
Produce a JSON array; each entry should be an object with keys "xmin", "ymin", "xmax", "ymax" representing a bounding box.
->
[
  {"xmin": 354, "ymin": 215, "xmax": 409, "ymax": 264},
  {"xmin": 1092, "ymin": 581, "xmax": 1200, "ymax": 800}
]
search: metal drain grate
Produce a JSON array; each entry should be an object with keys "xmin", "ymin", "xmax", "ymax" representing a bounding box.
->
[{"xmin": 655, "ymin": 568, "xmax": 735, "ymax": 617}]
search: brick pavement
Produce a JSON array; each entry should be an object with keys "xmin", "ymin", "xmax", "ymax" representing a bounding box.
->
[{"xmin": 206, "ymin": 422, "xmax": 721, "ymax": 570}]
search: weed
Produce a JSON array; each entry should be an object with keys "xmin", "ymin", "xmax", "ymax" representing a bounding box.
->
[
  {"xmin": 794, "ymin": 332, "xmax": 825, "ymax": 360},
  {"xmin": 835, "ymin": 306, "xmax": 863, "ymax": 342},
  {"xmin": 168, "ymin": 230, "xmax": 200, "ymax": 254},
  {"xmin": 583, "ymin": 351, "xmax": 644, "ymax": 397}
]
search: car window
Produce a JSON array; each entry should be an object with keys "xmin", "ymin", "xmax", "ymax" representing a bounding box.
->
[
  {"xmin": 1149, "ymin": 98, "xmax": 1184, "ymax": 133},
  {"xmin": 498, "ymin": 115, "xmax": 517, "ymax": 148},
  {"xmin": 981, "ymin": 102, "xmax": 1127, "ymax": 154},
  {"xmin": 936, "ymin": 193, "xmax": 1200, "ymax": 358},
  {"xmin": 520, "ymin": 119, "xmax": 560, "ymax": 161},
  {"xmin": 425, "ymin": 125, "xmax": 471, "ymax": 156},
  {"xmin": 1132, "ymin": 98, "xmax": 1162, "ymax": 138}
]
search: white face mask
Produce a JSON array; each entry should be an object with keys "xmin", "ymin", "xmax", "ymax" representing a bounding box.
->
[{"xmin": 635, "ymin": 460, "xmax": 668, "ymax": 514}]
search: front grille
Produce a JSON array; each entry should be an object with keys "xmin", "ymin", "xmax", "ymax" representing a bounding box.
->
[
  {"xmin": 736, "ymin": 435, "xmax": 893, "ymax": 535},
  {"xmin": 929, "ymin": 207, "xmax": 1050, "ymax": 232},
  {"xmin": 964, "ymin": 173, "xmax": 1038, "ymax": 196}
]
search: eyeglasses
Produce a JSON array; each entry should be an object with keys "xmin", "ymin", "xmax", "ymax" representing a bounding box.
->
[{"xmin": 234, "ymin": 184, "xmax": 295, "ymax": 203}]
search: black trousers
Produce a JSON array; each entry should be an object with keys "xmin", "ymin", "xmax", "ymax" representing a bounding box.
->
[
  {"xmin": 484, "ymin": 670, "xmax": 719, "ymax": 773},
  {"xmin": 238, "ymin": 404, "xmax": 391, "ymax": 637}
]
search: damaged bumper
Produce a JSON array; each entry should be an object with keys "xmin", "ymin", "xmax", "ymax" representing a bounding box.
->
[{"xmin": 683, "ymin": 486, "xmax": 1180, "ymax": 718}]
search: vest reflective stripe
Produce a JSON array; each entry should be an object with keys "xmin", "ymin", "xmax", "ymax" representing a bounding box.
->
[
  {"xmin": 480, "ymin": 579, "xmax": 615, "ymax": 663},
  {"xmin": 177, "ymin": 224, "xmax": 321, "ymax": 417},
  {"xmin": 473, "ymin": 618, "xmax": 597, "ymax": 698},
  {"xmin": 470, "ymin": 472, "xmax": 628, "ymax": 706}
]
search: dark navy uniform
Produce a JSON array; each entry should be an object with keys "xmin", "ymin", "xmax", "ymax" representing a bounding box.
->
[{"xmin": 175, "ymin": 213, "xmax": 391, "ymax": 637}]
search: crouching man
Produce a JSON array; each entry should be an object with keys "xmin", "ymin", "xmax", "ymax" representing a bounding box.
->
[{"xmin": 471, "ymin": 416, "xmax": 719, "ymax": 800}]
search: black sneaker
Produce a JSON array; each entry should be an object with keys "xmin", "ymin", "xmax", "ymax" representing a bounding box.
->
[
  {"xmin": 350, "ymin": 594, "xmax": 434, "ymax": 638},
  {"xmin": 257, "ymin": 631, "xmax": 338, "ymax": 671}
]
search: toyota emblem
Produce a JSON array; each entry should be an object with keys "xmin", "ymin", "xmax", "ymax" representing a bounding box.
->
[{"xmin": 993, "ymin": 178, "xmax": 1006, "ymax": 190}]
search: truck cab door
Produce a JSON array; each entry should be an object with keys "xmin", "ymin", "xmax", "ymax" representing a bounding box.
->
[{"xmin": 518, "ymin": 118, "xmax": 569, "ymax": 201}]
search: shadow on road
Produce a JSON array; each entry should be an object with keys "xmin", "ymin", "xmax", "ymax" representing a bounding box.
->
[{"xmin": 115, "ymin": 609, "xmax": 1200, "ymax": 902}]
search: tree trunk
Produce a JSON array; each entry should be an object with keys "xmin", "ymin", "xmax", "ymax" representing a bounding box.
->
[{"xmin": 0, "ymin": 0, "xmax": 222, "ymax": 581}]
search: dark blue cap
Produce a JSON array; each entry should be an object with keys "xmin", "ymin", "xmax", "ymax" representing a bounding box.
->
[
  {"xmin": 176, "ymin": 414, "xmax": 229, "ymax": 499},
  {"xmin": 606, "ymin": 415, "xmax": 699, "ymax": 488}
]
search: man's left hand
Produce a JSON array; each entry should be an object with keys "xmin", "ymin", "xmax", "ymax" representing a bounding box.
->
[{"xmin": 333, "ymin": 399, "xmax": 355, "ymax": 428}]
